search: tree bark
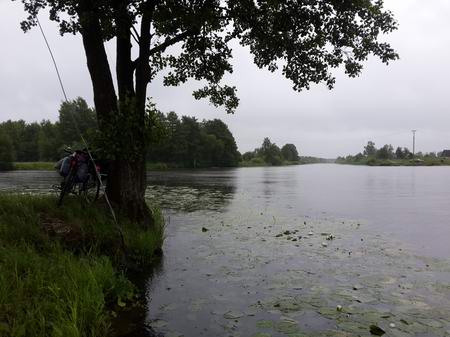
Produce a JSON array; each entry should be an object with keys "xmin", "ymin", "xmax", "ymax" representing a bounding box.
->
[
  {"xmin": 77, "ymin": 5, "xmax": 117, "ymax": 131},
  {"xmin": 77, "ymin": 3, "xmax": 153, "ymax": 226}
]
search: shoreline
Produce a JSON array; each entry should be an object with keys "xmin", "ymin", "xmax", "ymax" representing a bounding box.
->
[
  {"xmin": 335, "ymin": 158, "xmax": 450, "ymax": 166},
  {"xmin": 6, "ymin": 158, "xmax": 333, "ymax": 172},
  {"xmin": 6, "ymin": 159, "xmax": 450, "ymax": 173},
  {"xmin": 0, "ymin": 194, "xmax": 164, "ymax": 337}
]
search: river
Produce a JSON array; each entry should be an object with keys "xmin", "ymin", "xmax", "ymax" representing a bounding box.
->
[{"xmin": 1, "ymin": 164, "xmax": 450, "ymax": 336}]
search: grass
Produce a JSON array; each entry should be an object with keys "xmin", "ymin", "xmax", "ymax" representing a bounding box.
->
[
  {"xmin": 13, "ymin": 162, "xmax": 55, "ymax": 171},
  {"xmin": 0, "ymin": 194, "xmax": 164, "ymax": 337}
]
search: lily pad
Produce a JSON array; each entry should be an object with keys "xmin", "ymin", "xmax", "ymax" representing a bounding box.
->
[
  {"xmin": 317, "ymin": 307, "xmax": 339, "ymax": 317},
  {"xmin": 256, "ymin": 320, "xmax": 273, "ymax": 328},
  {"xmin": 272, "ymin": 297, "xmax": 303, "ymax": 313},
  {"xmin": 274, "ymin": 319, "xmax": 299, "ymax": 334},
  {"xmin": 224, "ymin": 311, "xmax": 244, "ymax": 319}
]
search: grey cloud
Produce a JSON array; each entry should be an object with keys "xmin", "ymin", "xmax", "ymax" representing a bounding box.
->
[{"xmin": 1, "ymin": 0, "xmax": 449, "ymax": 157}]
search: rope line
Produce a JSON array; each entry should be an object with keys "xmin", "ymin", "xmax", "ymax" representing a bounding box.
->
[{"xmin": 36, "ymin": 16, "xmax": 125, "ymax": 247}]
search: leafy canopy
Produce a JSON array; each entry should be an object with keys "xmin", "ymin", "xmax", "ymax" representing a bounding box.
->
[{"xmin": 17, "ymin": 0, "xmax": 398, "ymax": 113}]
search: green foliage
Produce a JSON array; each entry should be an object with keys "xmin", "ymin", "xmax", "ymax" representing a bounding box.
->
[
  {"xmin": 3, "ymin": 98, "xmax": 240, "ymax": 169},
  {"xmin": 376, "ymin": 144, "xmax": 394, "ymax": 160},
  {"xmin": 146, "ymin": 110, "xmax": 240, "ymax": 168},
  {"xmin": 363, "ymin": 141, "xmax": 377, "ymax": 157},
  {"xmin": 0, "ymin": 244, "xmax": 132, "ymax": 337},
  {"xmin": 59, "ymin": 97, "xmax": 98, "ymax": 148},
  {"xmin": 0, "ymin": 134, "xmax": 14, "ymax": 171},
  {"xmin": 0, "ymin": 194, "xmax": 165, "ymax": 266},
  {"xmin": 0, "ymin": 120, "xmax": 40, "ymax": 162},
  {"xmin": 0, "ymin": 98, "xmax": 98, "ymax": 163},
  {"xmin": 0, "ymin": 194, "xmax": 165, "ymax": 337},
  {"xmin": 241, "ymin": 138, "xmax": 301, "ymax": 166},
  {"xmin": 202, "ymin": 119, "xmax": 240, "ymax": 166},
  {"xmin": 281, "ymin": 144, "xmax": 299, "ymax": 162},
  {"xmin": 18, "ymin": 0, "xmax": 398, "ymax": 113},
  {"xmin": 395, "ymin": 146, "xmax": 404, "ymax": 159},
  {"xmin": 260, "ymin": 138, "xmax": 283, "ymax": 165},
  {"xmin": 38, "ymin": 120, "xmax": 61, "ymax": 161}
]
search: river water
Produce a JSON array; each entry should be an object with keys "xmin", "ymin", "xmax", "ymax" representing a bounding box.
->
[{"xmin": 1, "ymin": 164, "xmax": 450, "ymax": 337}]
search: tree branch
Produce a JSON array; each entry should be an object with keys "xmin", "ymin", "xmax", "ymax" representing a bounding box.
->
[{"xmin": 148, "ymin": 31, "xmax": 192, "ymax": 55}]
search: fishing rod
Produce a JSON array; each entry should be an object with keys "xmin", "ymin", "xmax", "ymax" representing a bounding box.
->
[{"xmin": 36, "ymin": 16, "xmax": 125, "ymax": 248}]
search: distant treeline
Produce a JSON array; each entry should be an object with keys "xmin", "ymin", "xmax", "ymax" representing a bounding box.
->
[
  {"xmin": 336, "ymin": 141, "xmax": 450, "ymax": 166},
  {"xmin": 240, "ymin": 137, "xmax": 328, "ymax": 166},
  {"xmin": 0, "ymin": 98, "xmax": 97, "ymax": 170},
  {"xmin": 1, "ymin": 97, "xmax": 321, "ymax": 170},
  {"xmin": 242, "ymin": 138, "xmax": 300, "ymax": 166},
  {"xmin": 147, "ymin": 110, "xmax": 240, "ymax": 168},
  {"xmin": 0, "ymin": 97, "xmax": 241, "ymax": 169}
]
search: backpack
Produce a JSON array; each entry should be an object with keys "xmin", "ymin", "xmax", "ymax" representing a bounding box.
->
[{"xmin": 55, "ymin": 156, "xmax": 72, "ymax": 177}]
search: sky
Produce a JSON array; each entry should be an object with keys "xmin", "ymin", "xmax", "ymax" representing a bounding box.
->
[{"xmin": 0, "ymin": 1, "xmax": 449, "ymax": 158}]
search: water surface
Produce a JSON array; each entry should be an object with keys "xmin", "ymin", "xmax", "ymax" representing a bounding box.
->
[{"xmin": 2, "ymin": 165, "xmax": 450, "ymax": 337}]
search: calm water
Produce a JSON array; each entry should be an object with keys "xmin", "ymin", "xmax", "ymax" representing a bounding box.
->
[
  {"xmin": 145, "ymin": 164, "xmax": 450, "ymax": 258},
  {"xmin": 2, "ymin": 165, "xmax": 450, "ymax": 336}
]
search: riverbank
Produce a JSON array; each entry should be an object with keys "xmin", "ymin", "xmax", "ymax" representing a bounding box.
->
[
  {"xmin": 8, "ymin": 159, "xmax": 333, "ymax": 172},
  {"xmin": 0, "ymin": 194, "xmax": 164, "ymax": 337},
  {"xmin": 336, "ymin": 157, "xmax": 450, "ymax": 166},
  {"xmin": 240, "ymin": 156, "xmax": 333, "ymax": 167}
]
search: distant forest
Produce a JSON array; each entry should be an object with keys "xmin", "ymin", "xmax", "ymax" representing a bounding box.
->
[
  {"xmin": 0, "ymin": 97, "xmax": 315, "ymax": 170},
  {"xmin": 0, "ymin": 97, "xmax": 241, "ymax": 169},
  {"xmin": 337, "ymin": 141, "xmax": 450, "ymax": 166}
]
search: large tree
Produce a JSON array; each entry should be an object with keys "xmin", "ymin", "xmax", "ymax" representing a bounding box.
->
[{"xmin": 17, "ymin": 0, "xmax": 398, "ymax": 224}]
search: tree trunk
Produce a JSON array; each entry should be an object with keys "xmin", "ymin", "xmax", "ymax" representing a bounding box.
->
[
  {"xmin": 107, "ymin": 157, "xmax": 153, "ymax": 226},
  {"xmin": 77, "ymin": 3, "xmax": 153, "ymax": 226}
]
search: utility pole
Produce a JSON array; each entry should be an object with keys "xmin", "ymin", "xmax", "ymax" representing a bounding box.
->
[{"xmin": 412, "ymin": 130, "xmax": 417, "ymax": 157}]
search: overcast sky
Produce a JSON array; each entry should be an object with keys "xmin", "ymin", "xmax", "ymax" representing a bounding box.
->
[{"xmin": 0, "ymin": 1, "xmax": 449, "ymax": 157}]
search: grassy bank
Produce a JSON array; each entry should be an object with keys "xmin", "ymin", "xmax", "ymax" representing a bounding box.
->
[
  {"xmin": 239, "ymin": 157, "xmax": 333, "ymax": 167},
  {"xmin": 7, "ymin": 158, "xmax": 333, "ymax": 172},
  {"xmin": 0, "ymin": 194, "xmax": 164, "ymax": 337},
  {"xmin": 336, "ymin": 157, "xmax": 450, "ymax": 166},
  {"xmin": 239, "ymin": 159, "xmax": 299, "ymax": 167}
]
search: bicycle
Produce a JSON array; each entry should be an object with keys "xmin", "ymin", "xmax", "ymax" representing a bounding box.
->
[{"xmin": 56, "ymin": 148, "xmax": 105, "ymax": 206}]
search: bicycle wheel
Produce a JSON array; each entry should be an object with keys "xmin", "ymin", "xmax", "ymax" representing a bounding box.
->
[
  {"xmin": 82, "ymin": 174, "xmax": 101, "ymax": 204},
  {"xmin": 58, "ymin": 169, "xmax": 75, "ymax": 207}
]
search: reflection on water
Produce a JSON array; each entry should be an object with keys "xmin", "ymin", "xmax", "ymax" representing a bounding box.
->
[
  {"xmin": 2, "ymin": 165, "xmax": 450, "ymax": 336},
  {"xmin": 145, "ymin": 170, "xmax": 236, "ymax": 212},
  {"xmin": 0, "ymin": 170, "xmax": 60, "ymax": 195}
]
